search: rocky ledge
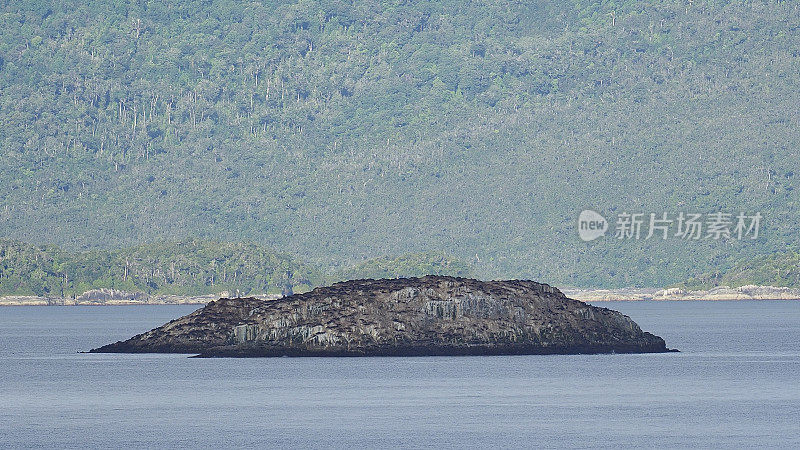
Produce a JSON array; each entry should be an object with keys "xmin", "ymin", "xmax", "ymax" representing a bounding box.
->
[{"xmin": 90, "ymin": 276, "xmax": 674, "ymax": 357}]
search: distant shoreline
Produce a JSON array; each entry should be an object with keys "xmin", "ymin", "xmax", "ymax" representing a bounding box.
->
[
  {"xmin": 3, "ymin": 284, "xmax": 800, "ymax": 305},
  {"xmin": 564, "ymin": 285, "xmax": 800, "ymax": 302},
  {"xmin": 0, "ymin": 297, "xmax": 213, "ymax": 306},
  {"xmin": 0, "ymin": 288, "xmax": 281, "ymax": 306}
]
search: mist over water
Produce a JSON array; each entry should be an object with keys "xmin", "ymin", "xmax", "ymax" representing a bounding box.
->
[{"xmin": 2, "ymin": 302, "xmax": 799, "ymax": 448}]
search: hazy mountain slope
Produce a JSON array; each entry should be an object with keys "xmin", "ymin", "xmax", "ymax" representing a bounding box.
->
[
  {"xmin": 335, "ymin": 251, "xmax": 471, "ymax": 281},
  {"xmin": 1, "ymin": 1, "xmax": 798, "ymax": 287}
]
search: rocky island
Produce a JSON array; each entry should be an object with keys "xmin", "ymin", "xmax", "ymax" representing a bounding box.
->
[{"xmin": 91, "ymin": 276, "xmax": 674, "ymax": 357}]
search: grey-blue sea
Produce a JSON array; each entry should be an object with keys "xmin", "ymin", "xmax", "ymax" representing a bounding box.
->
[{"xmin": 1, "ymin": 301, "xmax": 799, "ymax": 449}]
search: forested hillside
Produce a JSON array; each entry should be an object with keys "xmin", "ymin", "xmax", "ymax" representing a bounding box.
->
[
  {"xmin": 681, "ymin": 248, "xmax": 800, "ymax": 290},
  {"xmin": 0, "ymin": 239, "xmax": 473, "ymax": 297},
  {"xmin": 1, "ymin": 0, "xmax": 798, "ymax": 287},
  {"xmin": 0, "ymin": 239, "xmax": 322, "ymax": 296}
]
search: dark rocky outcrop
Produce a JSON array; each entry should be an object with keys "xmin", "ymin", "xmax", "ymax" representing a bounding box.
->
[{"xmin": 90, "ymin": 276, "xmax": 675, "ymax": 357}]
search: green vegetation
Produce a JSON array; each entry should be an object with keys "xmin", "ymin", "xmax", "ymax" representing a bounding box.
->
[
  {"xmin": 680, "ymin": 249, "xmax": 800, "ymax": 290},
  {"xmin": 335, "ymin": 251, "xmax": 471, "ymax": 282},
  {"xmin": 0, "ymin": 239, "xmax": 322, "ymax": 297},
  {"xmin": 0, "ymin": 239, "xmax": 473, "ymax": 297},
  {"xmin": 1, "ymin": 1, "xmax": 798, "ymax": 287}
]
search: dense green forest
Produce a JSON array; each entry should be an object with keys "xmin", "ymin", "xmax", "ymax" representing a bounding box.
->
[
  {"xmin": 0, "ymin": 239, "xmax": 324, "ymax": 296},
  {"xmin": 1, "ymin": 1, "xmax": 798, "ymax": 287},
  {"xmin": 680, "ymin": 248, "xmax": 800, "ymax": 290},
  {"xmin": 0, "ymin": 239, "xmax": 472, "ymax": 297}
]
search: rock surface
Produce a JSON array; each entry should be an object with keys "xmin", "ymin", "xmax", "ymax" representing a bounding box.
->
[{"xmin": 91, "ymin": 276, "xmax": 674, "ymax": 357}]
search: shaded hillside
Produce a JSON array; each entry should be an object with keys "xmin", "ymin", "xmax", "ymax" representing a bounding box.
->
[
  {"xmin": 680, "ymin": 250, "xmax": 800, "ymax": 290},
  {"xmin": 1, "ymin": 1, "xmax": 798, "ymax": 286},
  {"xmin": 0, "ymin": 239, "xmax": 478, "ymax": 297},
  {"xmin": 0, "ymin": 239, "xmax": 321, "ymax": 297}
]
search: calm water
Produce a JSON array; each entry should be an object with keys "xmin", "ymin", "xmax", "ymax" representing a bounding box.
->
[{"xmin": 1, "ymin": 301, "xmax": 799, "ymax": 448}]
